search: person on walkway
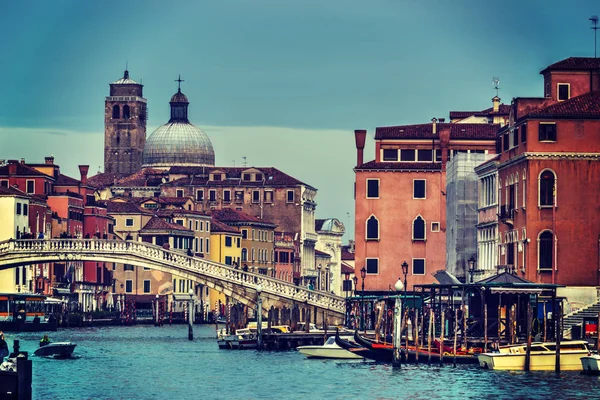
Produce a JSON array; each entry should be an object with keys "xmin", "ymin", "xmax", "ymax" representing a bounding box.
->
[
  {"xmin": 0, "ymin": 331, "xmax": 9, "ymax": 359},
  {"xmin": 40, "ymin": 334, "xmax": 51, "ymax": 347}
]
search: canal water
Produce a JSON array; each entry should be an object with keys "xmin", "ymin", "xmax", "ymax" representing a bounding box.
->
[{"xmin": 6, "ymin": 325, "xmax": 600, "ymax": 399}]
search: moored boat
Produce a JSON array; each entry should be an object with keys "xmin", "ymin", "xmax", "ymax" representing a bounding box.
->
[
  {"xmin": 580, "ymin": 354, "xmax": 600, "ymax": 374},
  {"xmin": 34, "ymin": 342, "xmax": 76, "ymax": 358},
  {"xmin": 477, "ymin": 341, "xmax": 590, "ymax": 371},
  {"xmin": 217, "ymin": 328, "xmax": 258, "ymax": 350},
  {"xmin": 297, "ymin": 336, "xmax": 363, "ymax": 359}
]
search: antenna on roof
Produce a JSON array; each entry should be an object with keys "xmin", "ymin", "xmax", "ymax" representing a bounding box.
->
[
  {"xmin": 591, "ymin": 16, "xmax": 599, "ymax": 58},
  {"xmin": 242, "ymin": 156, "xmax": 247, "ymax": 168},
  {"xmin": 492, "ymin": 77, "xmax": 500, "ymax": 97}
]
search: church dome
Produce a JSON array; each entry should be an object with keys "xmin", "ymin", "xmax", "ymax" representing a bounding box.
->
[{"xmin": 142, "ymin": 82, "xmax": 215, "ymax": 168}]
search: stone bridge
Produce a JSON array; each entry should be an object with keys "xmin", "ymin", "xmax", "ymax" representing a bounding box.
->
[{"xmin": 0, "ymin": 239, "xmax": 345, "ymax": 323}]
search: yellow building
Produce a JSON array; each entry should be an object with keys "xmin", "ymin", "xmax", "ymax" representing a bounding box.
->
[
  {"xmin": 0, "ymin": 187, "xmax": 31, "ymax": 293},
  {"xmin": 208, "ymin": 219, "xmax": 242, "ymax": 313}
]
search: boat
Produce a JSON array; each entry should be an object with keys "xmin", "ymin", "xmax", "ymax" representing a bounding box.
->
[
  {"xmin": 0, "ymin": 293, "xmax": 57, "ymax": 332},
  {"xmin": 477, "ymin": 341, "xmax": 590, "ymax": 371},
  {"xmin": 34, "ymin": 342, "xmax": 77, "ymax": 358},
  {"xmin": 334, "ymin": 330, "xmax": 391, "ymax": 362},
  {"xmin": 581, "ymin": 354, "xmax": 600, "ymax": 374},
  {"xmin": 217, "ymin": 328, "xmax": 258, "ymax": 350},
  {"xmin": 297, "ymin": 335, "xmax": 363, "ymax": 359}
]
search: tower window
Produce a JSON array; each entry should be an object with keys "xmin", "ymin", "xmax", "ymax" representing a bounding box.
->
[
  {"xmin": 112, "ymin": 105, "xmax": 120, "ymax": 119},
  {"xmin": 123, "ymin": 105, "xmax": 130, "ymax": 119}
]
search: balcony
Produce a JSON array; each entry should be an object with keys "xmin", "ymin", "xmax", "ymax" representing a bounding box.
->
[
  {"xmin": 303, "ymin": 232, "xmax": 318, "ymax": 243},
  {"xmin": 498, "ymin": 205, "xmax": 514, "ymax": 226}
]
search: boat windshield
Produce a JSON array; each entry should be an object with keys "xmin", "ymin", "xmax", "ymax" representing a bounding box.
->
[{"xmin": 325, "ymin": 337, "xmax": 336, "ymax": 345}]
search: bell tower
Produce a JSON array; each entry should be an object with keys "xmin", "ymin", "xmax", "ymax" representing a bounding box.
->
[{"xmin": 104, "ymin": 69, "xmax": 147, "ymax": 175}]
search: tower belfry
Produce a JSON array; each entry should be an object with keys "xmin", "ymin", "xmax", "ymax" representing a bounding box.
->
[{"xmin": 104, "ymin": 69, "xmax": 147, "ymax": 175}]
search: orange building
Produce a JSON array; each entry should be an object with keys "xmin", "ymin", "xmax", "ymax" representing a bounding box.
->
[
  {"xmin": 493, "ymin": 57, "xmax": 600, "ymax": 286},
  {"xmin": 353, "ymin": 120, "xmax": 498, "ymax": 294}
]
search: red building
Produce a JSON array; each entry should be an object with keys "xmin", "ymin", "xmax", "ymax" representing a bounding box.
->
[
  {"xmin": 353, "ymin": 119, "xmax": 498, "ymax": 294},
  {"xmin": 495, "ymin": 57, "xmax": 600, "ymax": 286}
]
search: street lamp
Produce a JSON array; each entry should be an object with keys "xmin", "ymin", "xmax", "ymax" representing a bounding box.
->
[
  {"xmin": 352, "ymin": 276, "xmax": 358, "ymax": 296},
  {"xmin": 401, "ymin": 261, "xmax": 409, "ymax": 303},
  {"xmin": 256, "ymin": 285, "xmax": 263, "ymax": 349},
  {"xmin": 155, "ymin": 294, "xmax": 160, "ymax": 326},
  {"xmin": 360, "ymin": 266, "xmax": 366, "ymax": 333},
  {"xmin": 188, "ymin": 288, "xmax": 194, "ymax": 341},
  {"xmin": 317, "ymin": 264, "xmax": 322, "ymax": 291},
  {"xmin": 344, "ymin": 272, "xmax": 350, "ymax": 298},
  {"xmin": 393, "ymin": 277, "xmax": 404, "ymax": 367},
  {"xmin": 468, "ymin": 256, "xmax": 476, "ymax": 283}
]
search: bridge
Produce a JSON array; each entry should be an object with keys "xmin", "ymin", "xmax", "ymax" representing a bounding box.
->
[{"xmin": 0, "ymin": 239, "xmax": 345, "ymax": 323}]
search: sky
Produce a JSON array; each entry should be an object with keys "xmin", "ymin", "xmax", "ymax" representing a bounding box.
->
[{"xmin": 0, "ymin": 0, "xmax": 598, "ymax": 241}]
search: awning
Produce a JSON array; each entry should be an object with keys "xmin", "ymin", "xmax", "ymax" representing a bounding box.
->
[
  {"xmin": 172, "ymin": 294, "xmax": 194, "ymax": 301},
  {"xmin": 53, "ymin": 288, "xmax": 71, "ymax": 296},
  {"xmin": 489, "ymin": 287, "xmax": 543, "ymax": 295}
]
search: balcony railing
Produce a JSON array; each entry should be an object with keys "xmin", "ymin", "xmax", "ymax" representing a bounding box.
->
[{"xmin": 498, "ymin": 205, "xmax": 514, "ymax": 226}]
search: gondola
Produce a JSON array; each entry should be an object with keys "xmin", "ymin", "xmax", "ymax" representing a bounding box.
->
[{"xmin": 346, "ymin": 330, "xmax": 393, "ymax": 362}]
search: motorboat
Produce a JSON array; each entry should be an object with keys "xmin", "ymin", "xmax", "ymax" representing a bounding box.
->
[
  {"xmin": 34, "ymin": 342, "xmax": 76, "ymax": 358},
  {"xmin": 217, "ymin": 328, "xmax": 257, "ymax": 350},
  {"xmin": 580, "ymin": 354, "xmax": 600, "ymax": 374},
  {"xmin": 297, "ymin": 336, "xmax": 363, "ymax": 359},
  {"xmin": 477, "ymin": 341, "xmax": 590, "ymax": 371}
]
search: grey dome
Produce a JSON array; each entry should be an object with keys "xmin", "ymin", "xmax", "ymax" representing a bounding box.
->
[{"xmin": 142, "ymin": 122, "xmax": 215, "ymax": 168}]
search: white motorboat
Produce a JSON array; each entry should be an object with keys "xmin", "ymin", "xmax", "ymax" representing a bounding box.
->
[
  {"xmin": 297, "ymin": 336, "xmax": 364, "ymax": 359},
  {"xmin": 581, "ymin": 354, "xmax": 600, "ymax": 374},
  {"xmin": 34, "ymin": 342, "xmax": 76, "ymax": 358},
  {"xmin": 217, "ymin": 328, "xmax": 257, "ymax": 350},
  {"xmin": 477, "ymin": 340, "xmax": 589, "ymax": 371}
]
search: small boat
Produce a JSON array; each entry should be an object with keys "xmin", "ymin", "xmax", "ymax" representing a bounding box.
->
[
  {"xmin": 217, "ymin": 328, "xmax": 257, "ymax": 350},
  {"xmin": 297, "ymin": 336, "xmax": 363, "ymax": 359},
  {"xmin": 334, "ymin": 330, "xmax": 391, "ymax": 362},
  {"xmin": 580, "ymin": 354, "xmax": 600, "ymax": 374},
  {"xmin": 477, "ymin": 341, "xmax": 590, "ymax": 371},
  {"xmin": 34, "ymin": 342, "xmax": 77, "ymax": 358}
]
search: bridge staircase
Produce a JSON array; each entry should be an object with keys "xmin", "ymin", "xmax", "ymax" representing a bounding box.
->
[{"xmin": 562, "ymin": 300, "xmax": 600, "ymax": 339}]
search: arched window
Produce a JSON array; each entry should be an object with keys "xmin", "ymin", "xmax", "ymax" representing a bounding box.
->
[
  {"xmin": 123, "ymin": 105, "xmax": 130, "ymax": 119},
  {"xmin": 366, "ymin": 215, "xmax": 379, "ymax": 240},
  {"xmin": 241, "ymin": 248, "xmax": 247, "ymax": 262},
  {"xmin": 538, "ymin": 230, "xmax": 553, "ymax": 270},
  {"xmin": 413, "ymin": 216, "xmax": 425, "ymax": 241},
  {"xmin": 112, "ymin": 105, "xmax": 120, "ymax": 119},
  {"xmin": 539, "ymin": 170, "xmax": 555, "ymax": 206}
]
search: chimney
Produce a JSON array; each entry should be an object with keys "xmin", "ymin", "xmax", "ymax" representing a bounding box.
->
[
  {"xmin": 20, "ymin": 158, "xmax": 25, "ymax": 164},
  {"xmin": 492, "ymin": 96, "xmax": 500, "ymax": 113},
  {"xmin": 431, "ymin": 118, "xmax": 438, "ymax": 134},
  {"xmin": 354, "ymin": 129, "xmax": 367, "ymax": 167},
  {"xmin": 45, "ymin": 156, "xmax": 55, "ymax": 165},
  {"xmin": 8, "ymin": 160, "xmax": 17, "ymax": 175},
  {"xmin": 438, "ymin": 118, "xmax": 445, "ymax": 123},
  {"xmin": 79, "ymin": 165, "xmax": 89, "ymax": 185}
]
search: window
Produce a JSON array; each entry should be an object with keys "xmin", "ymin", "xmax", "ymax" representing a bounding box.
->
[
  {"xmin": 383, "ymin": 149, "xmax": 398, "ymax": 161},
  {"xmin": 366, "ymin": 215, "xmax": 379, "ymax": 240},
  {"xmin": 26, "ymin": 180, "xmax": 34, "ymax": 194},
  {"xmin": 252, "ymin": 190, "xmax": 260, "ymax": 203},
  {"xmin": 123, "ymin": 105, "xmax": 131, "ymax": 119},
  {"xmin": 0, "ymin": 180, "xmax": 7, "ymax": 188},
  {"xmin": 235, "ymin": 191, "xmax": 244, "ymax": 203},
  {"xmin": 125, "ymin": 280, "xmax": 133, "ymax": 293},
  {"xmin": 557, "ymin": 83, "xmax": 570, "ymax": 101},
  {"xmin": 413, "ymin": 180, "xmax": 426, "ymax": 199},
  {"xmin": 507, "ymin": 242, "xmax": 515, "ymax": 266},
  {"xmin": 209, "ymin": 190, "xmax": 217, "ymax": 202},
  {"xmin": 417, "ymin": 149, "xmax": 433, "ymax": 162},
  {"xmin": 242, "ymin": 248, "xmax": 248, "ymax": 262},
  {"xmin": 237, "ymin": 237, "xmax": 241, "ymax": 248},
  {"xmin": 112, "ymin": 105, "xmax": 120, "ymax": 119},
  {"xmin": 225, "ymin": 236, "xmax": 232, "ymax": 247},
  {"xmin": 223, "ymin": 190, "xmax": 231, "ymax": 203},
  {"xmin": 539, "ymin": 170, "xmax": 555, "ymax": 207},
  {"xmin": 196, "ymin": 190, "xmax": 204, "ymax": 201},
  {"xmin": 199, "ymin": 238, "xmax": 204, "ymax": 253},
  {"xmin": 512, "ymin": 128, "xmax": 518, "ymax": 147},
  {"xmin": 286, "ymin": 190, "xmax": 294, "ymax": 203},
  {"xmin": 495, "ymin": 137, "xmax": 502, "ymax": 154},
  {"xmin": 225, "ymin": 256, "xmax": 233, "ymax": 266},
  {"xmin": 503, "ymin": 133, "xmax": 509, "ymax": 151},
  {"xmin": 23, "ymin": 204, "xmax": 28, "ymax": 216},
  {"xmin": 176, "ymin": 189, "xmax": 184, "ymax": 198},
  {"xmin": 264, "ymin": 191, "xmax": 273, "ymax": 203},
  {"xmin": 412, "ymin": 216, "xmax": 425, "ymax": 241},
  {"xmin": 206, "ymin": 222, "xmax": 210, "ymax": 231},
  {"xmin": 366, "ymin": 179, "xmax": 379, "ymax": 198},
  {"xmin": 125, "ymin": 218, "xmax": 134, "ymax": 227},
  {"xmin": 124, "ymin": 264, "xmax": 134, "ymax": 271},
  {"xmin": 175, "ymin": 219, "xmax": 184, "ymax": 226},
  {"xmin": 538, "ymin": 231, "xmax": 553, "ymax": 270},
  {"xmin": 400, "ymin": 149, "xmax": 415, "ymax": 161},
  {"xmin": 241, "ymin": 229, "xmax": 248, "ymax": 239},
  {"xmin": 143, "ymin": 280, "xmax": 150, "ymax": 293},
  {"xmin": 521, "ymin": 124, "xmax": 527, "ymax": 143},
  {"xmin": 205, "ymin": 238, "xmax": 210, "ymax": 253},
  {"xmin": 413, "ymin": 259, "xmax": 425, "ymax": 275},
  {"xmin": 435, "ymin": 150, "xmax": 442, "ymax": 162},
  {"xmin": 365, "ymin": 258, "xmax": 379, "ymax": 274},
  {"xmin": 251, "ymin": 248, "xmax": 255, "ymax": 262},
  {"xmin": 212, "ymin": 173, "xmax": 222, "ymax": 181},
  {"xmin": 539, "ymin": 123, "xmax": 557, "ymax": 142},
  {"xmin": 243, "ymin": 173, "xmax": 251, "ymax": 181},
  {"xmin": 16, "ymin": 203, "xmax": 21, "ymax": 215},
  {"xmin": 431, "ymin": 222, "xmax": 440, "ymax": 232}
]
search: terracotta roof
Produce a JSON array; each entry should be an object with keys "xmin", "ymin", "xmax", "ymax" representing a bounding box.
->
[
  {"xmin": 162, "ymin": 167, "xmax": 312, "ymax": 188},
  {"xmin": 315, "ymin": 249, "xmax": 331, "ymax": 258},
  {"xmin": 87, "ymin": 173, "xmax": 123, "ymax": 188},
  {"xmin": 141, "ymin": 216, "xmax": 193, "ymax": 233},
  {"xmin": 540, "ymin": 57, "xmax": 600, "ymax": 74},
  {"xmin": 157, "ymin": 209, "xmax": 209, "ymax": 218},
  {"xmin": 0, "ymin": 163, "xmax": 49, "ymax": 178},
  {"xmin": 341, "ymin": 247, "xmax": 355, "ymax": 261},
  {"xmin": 159, "ymin": 197, "xmax": 191, "ymax": 206},
  {"xmin": 526, "ymin": 91, "xmax": 600, "ymax": 119},
  {"xmin": 106, "ymin": 201, "xmax": 152, "ymax": 214},
  {"xmin": 169, "ymin": 166, "xmax": 210, "ymax": 175},
  {"xmin": 341, "ymin": 262, "xmax": 354, "ymax": 274},
  {"xmin": 210, "ymin": 219, "xmax": 240, "ymax": 234},
  {"xmin": 114, "ymin": 168, "xmax": 166, "ymax": 188},
  {"xmin": 212, "ymin": 208, "xmax": 264, "ymax": 224},
  {"xmin": 0, "ymin": 186, "xmax": 28, "ymax": 197},
  {"xmin": 449, "ymin": 104, "xmax": 510, "ymax": 119},
  {"xmin": 54, "ymin": 173, "xmax": 80, "ymax": 186},
  {"xmin": 375, "ymin": 123, "xmax": 499, "ymax": 140},
  {"xmin": 356, "ymin": 161, "xmax": 442, "ymax": 171}
]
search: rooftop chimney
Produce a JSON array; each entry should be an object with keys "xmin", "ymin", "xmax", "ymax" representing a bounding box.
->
[
  {"xmin": 438, "ymin": 118, "xmax": 445, "ymax": 123},
  {"xmin": 79, "ymin": 165, "xmax": 89, "ymax": 185},
  {"xmin": 431, "ymin": 118, "xmax": 438, "ymax": 134},
  {"xmin": 8, "ymin": 160, "xmax": 17, "ymax": 175},
  {"xmin": 354, "ymin": 130, "xmax": 367, "ymax": 167},
  {"xmin": 45, "ymin": 156, "xmax": 55, "ymax": 165},
  {"xmin": 492, "ymin": 96, "xmax": 501, "ymax": 113}
]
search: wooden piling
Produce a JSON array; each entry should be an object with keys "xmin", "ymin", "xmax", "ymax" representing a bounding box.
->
[
  {"xmin": 543, "ymin": 301, "xmax": 547, "ymax": 342},
  {"xmin": 525, "ymin": 301, "xmax": 533, "ymax": 371},
  {"xmin": 554, "ymin": 294, "xmax": 560, "ymax": 373},
  {"xmin": 440, "ymin": 309, "xmax": 445, "ymax": 364},
  {"xmin": 484, "ymin": 303, "xmax": 488, "ymax": 353},
  {"xmin": 453, "ymin": 308, "xmax": 458, "ymax": 367},
  {"xmin": 498, "ymin": 294, "xmax": 502, "ymax": 343},
  {"xmin": 375, "ymin": 301, "xmax": 383, "ymax": 342},
  {"xmin": 428, "ymin": 307, "xmax": 433, "ymax": 363},
  {"xmin": 414, "ymin": 309, "xmax": 419, "ymax": 364}
]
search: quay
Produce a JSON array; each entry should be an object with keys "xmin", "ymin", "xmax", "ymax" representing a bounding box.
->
[{"xmin": 0, "ymin": 340, "xmax": 32, "ymax": 400}]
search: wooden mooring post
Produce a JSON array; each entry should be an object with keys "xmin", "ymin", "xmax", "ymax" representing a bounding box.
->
[
  {"xmin": 428, "ymin": 308, "xmax": 433, "ymax": 363},
  {"xmin": 440, "ymin": 309, "xmax": 445, "ymax": 365},
  {"xmin": 525, "ymin": 301, "xmax": 533, "ymax": 371},
  {"xmin": 484, "ymin": 303, "xmax": 488, "ymax": 353},
  {"xmin": 453, "ymin": 308, "xmax": 458, "ymax": 367}
]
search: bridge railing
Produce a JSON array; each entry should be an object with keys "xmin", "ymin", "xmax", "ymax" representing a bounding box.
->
[{"xmin": 0, "ymin": 239, "xmax": 345, "ymax": 314}]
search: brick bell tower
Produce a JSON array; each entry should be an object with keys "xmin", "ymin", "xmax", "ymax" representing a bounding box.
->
[{"xmin": 104, "ymin": 69, "xmax": 147, "ymax": 175}]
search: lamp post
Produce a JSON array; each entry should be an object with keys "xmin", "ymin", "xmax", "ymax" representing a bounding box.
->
[
  {"xmin": 352, "ymin": 276, "xmax": 358, "ymax": 296},
  {"xmin": 468, "ymin": 256, "xmax": 476, "ymax": 283},
  {"xmin": 401, "ymin": 261, "xmax": 409, "ymax": 359},
  {"xmin": 401, "ymin": 261, "xmax": 409, "ymax": 301},
  {"xmin": 155, "ymin": 294, "xmax": 160, "ymax": 326},
  {"xmin": 188, "ymin": 289, "xmax": 194, "ymax": 341},
  {"xmin": 344, "ymin": 272, "xmax": 350, "ymax": 327},
  {"xmin": 360, "ymin": 266, "xmax": 366, "ymax": 333},
  {"xmin": 256, "ymin": 285, "xmax": 263, "ymax": 349},
  {"xmin": 317, "ymin": 264, "xmax": 322, "ymax": 291},
  {"xmin": 393, "ymin": 277, "xmax": 405, "ymax": 367}
]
